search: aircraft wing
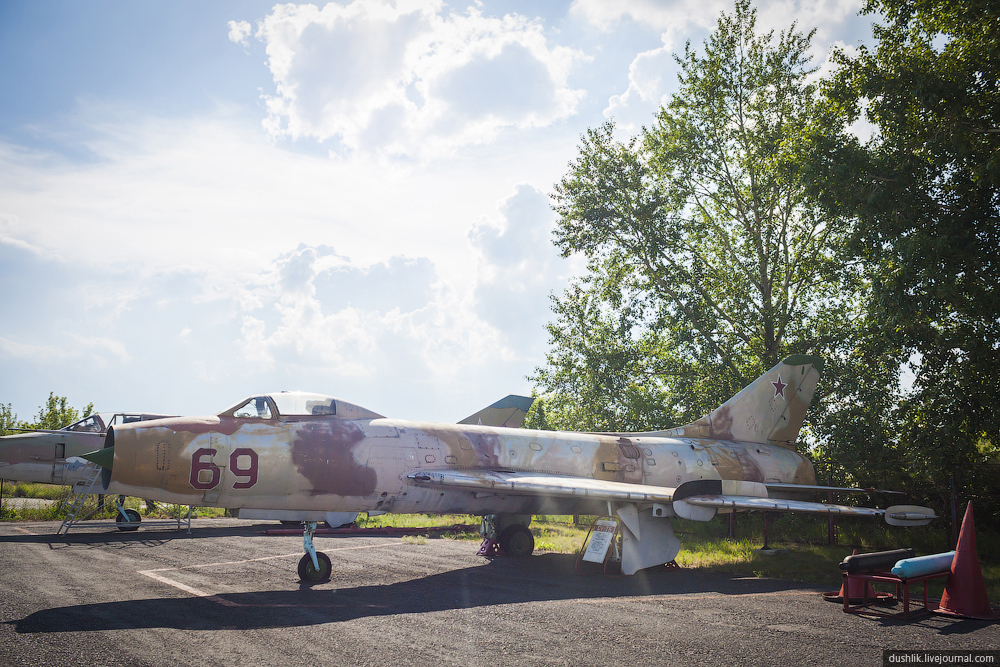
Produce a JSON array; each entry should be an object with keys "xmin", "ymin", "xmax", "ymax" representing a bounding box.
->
[
  {"xmin": 679, "ymin": 495, "xmax": 937, "ymax": 526},
  {"xmin": 407, "ymin": 469, "xmax": 677, "ymax": 503},
  {"xmin": 407, "ymin": 470, "xmax": 937, "ymax": 526}
]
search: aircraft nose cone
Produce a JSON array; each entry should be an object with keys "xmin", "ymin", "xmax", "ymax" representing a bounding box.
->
[{"xmin": 81, "ymin": 446, "xmax": 114, "ymax": 471}]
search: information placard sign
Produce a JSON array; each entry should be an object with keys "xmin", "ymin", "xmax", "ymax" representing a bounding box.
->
[{"xmin": 582, "ymin": 520, "xmax": 618, "ymax": 563}]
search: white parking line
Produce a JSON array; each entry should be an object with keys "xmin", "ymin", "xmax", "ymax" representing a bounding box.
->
[
  {"xmin": 140, "ymin": 551, "xmax": 304, "ymax": 574},
  {"xmin": 138, "ymin": 542, "xmax": 403, "ymax": 604},
  {"xmin": 138, "ymin": 571, "xmax": 214, "ymax": 598}
]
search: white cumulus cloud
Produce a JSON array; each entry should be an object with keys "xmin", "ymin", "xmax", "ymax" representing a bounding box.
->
[
  {"xmin": 227, "ymin": 19, "xmax": 252, "ymax": 46},
  {"xmin": 251, "ymin": 0, "xmax": 587, "ymax": 157},
  {"xmin": 469, "ymin": 184, "xmax": 573, "ymax": 353}
]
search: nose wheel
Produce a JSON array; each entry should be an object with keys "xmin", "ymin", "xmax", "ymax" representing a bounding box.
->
[
  {"xmin": 298, "ymin": 551, "xmax": 332, "ymax": 581},
  {"xmin": 298, "ymin": 521, "xmax": 332, "ymax": 581},
  {"xmin": 115, "ymin": 509, "xmax": 141, "ymax": 531}
]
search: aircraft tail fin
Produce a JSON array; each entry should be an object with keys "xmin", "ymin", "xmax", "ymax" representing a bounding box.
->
[
  {"xmin": 458, "ymin": 395, "xmax": 536, "ymax": 428},
  {"xmin": 662, "ymin": 355, "xmax": 824, "ymax": 448}
]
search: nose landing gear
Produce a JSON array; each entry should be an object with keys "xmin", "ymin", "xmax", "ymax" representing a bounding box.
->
[{"xmin": 297, "ymin": 521, "xmax": 332, "ymax": 581}]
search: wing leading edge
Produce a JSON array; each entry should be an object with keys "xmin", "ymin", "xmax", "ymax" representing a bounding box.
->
[
  {"xmin": 406, "ymin": 469, "xmax": 677, "ymax": 503},
  {"xmin": 405, "ymin": 470, "xmax": 937, "ymax": 526}
]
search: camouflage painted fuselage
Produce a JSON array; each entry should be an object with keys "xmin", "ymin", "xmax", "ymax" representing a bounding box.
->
[
  {"xmin": 1, "ymin": 413, "xmax": 174, "ymax": 487},
  {"xmin": 104, "ymin": 414, "xmax": 816, "ymax": 515},
  {"xmin": 0, "ymin": 430, "xmax": 104, "ymax": 486}
]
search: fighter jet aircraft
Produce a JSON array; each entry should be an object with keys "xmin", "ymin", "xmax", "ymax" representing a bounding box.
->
[
  {"xmin": 0, "ymin": 412, "xmax": 175, "ymax": 528},
  {"xmin": 83, "ymin": 355, "xmax": 936, "ymax": 580},
  {"xmin": 0, "ymin": 412, "xmax": 174, "ymax": 487}
]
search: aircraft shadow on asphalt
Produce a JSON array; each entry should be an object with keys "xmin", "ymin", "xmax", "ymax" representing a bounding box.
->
[{"xmin": 9, "ymin": 553, "xmax": 815, "ymax": 634}]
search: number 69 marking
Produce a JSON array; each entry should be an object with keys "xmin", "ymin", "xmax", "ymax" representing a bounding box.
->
[{"xmin": 190, "ymin": 447, "xmax": 259, "ymax": 490}]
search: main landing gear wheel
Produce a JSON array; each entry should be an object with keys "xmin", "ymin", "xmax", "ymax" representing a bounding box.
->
[
  {"xmin": 116, "ymin": 508, "xmax": 141, "ymax": 532},
  {"xmin": 498, "ymin": 525, "xmax": 534, "ymax": 557},
  {"xmin": 298, "ymin": 552, "xmax": 332, "ymax": 582}
]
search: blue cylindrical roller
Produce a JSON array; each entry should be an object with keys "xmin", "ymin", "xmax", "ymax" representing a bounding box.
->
[{"xmin": 890, "ymin": 552, "xmax": 955, "ymax": 579}]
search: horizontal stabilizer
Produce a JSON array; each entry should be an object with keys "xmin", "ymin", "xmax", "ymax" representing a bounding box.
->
[{"xmin": 407, "ymin": 469, "xmax": 677, "ymax": 504}]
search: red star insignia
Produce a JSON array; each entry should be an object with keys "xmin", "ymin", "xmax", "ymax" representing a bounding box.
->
[{"xmin": 772, "ymin": 375, "xmax": 787, "ymax": 399}]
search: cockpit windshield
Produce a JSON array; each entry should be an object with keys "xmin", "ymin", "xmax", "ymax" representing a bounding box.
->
[
  {"xmin": 64, "ymin": 415, "xmax": 105, "ymax": 433},
  {"xmin": 269, "ymin": 392, "xmax": 338, "ymax": 416},
  {"xmin": 233, "ymin": 397, "xmax": 274, "ymax": 419}
]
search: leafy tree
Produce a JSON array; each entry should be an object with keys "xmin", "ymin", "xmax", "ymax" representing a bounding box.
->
[
  {"xmin": 22, "ymin": 393, "xmax": 94, "ymax": 430},
  {"xmin": 0, "ymin": 403, "xmax": 17, "ymax": 437},
  {"xmin": 535, "ymin": 0, "xmax": 893, "ymax": 459},
  {"xmin": 521, "ymin": 394, "xmax": 553, "ymax": 431},
  {"xmin": 813, "ymin": 0, "xmax": 1000, "ymax": 491},
  {"xmin": 531, "ymin": 278, "xmax": 679, "ymax": 432}
]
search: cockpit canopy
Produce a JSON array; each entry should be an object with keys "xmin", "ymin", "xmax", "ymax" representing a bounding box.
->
[
  {"xmin": 221, "ymin": 391, "xmax": 384, "ymax": 421},
  {"xmin": 63, "ymin": 412, "xmax": 177, "ymax": 433},
  {"xmin": 65, "ymin": 415, "xmax": 104, "ymax": 433}
]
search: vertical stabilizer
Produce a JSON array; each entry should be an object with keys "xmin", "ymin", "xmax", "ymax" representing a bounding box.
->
[
  {"xmin": 662, "ymin": 355, "xmax": 823, "ymax": 448},
  {"xmin": 458, "ymin": 395, "xmax": 536, "ymax": 428}
]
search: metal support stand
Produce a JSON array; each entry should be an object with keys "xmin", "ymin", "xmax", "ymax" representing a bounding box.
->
[
  {"xmin": 608, "ymin": 502, "xmax": 620, "ymax": 562},
  {"xmin": 761, "ymin": 512, "xmax": 770, "ymax": 550},
  {"xmin": 57, "ymin": 463, "xmax": 191, "ymax": 534},
  {"xmin": 826, "ymin": 474, "xmax": 837, "ymax": 545},
  {"xmin": 842, "ymin": 570, "xmax": 948, "ymax": 621}
]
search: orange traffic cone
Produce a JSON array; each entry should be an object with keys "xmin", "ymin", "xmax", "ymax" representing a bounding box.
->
[
  {"xmin": 823, "ymin": 549, "xmax": 893, "ymax": 603},
  {"xmin": 934, "ymin": 503, "xmax": 1000, "ymax": 620}
]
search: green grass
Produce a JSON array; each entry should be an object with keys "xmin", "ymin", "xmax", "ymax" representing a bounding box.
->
[
  {"xmin": 2, "ymin": 481, "xmax": 70, "ymax": 500},
  {"xmin": 4, "ymin": 486, "xmax": 997, "ymax": 601},
  {"xmin": 355, "ymin": 512, "xmax": 479, "ymax": 529},
  {"xmin": 0, "ymin": 482, "xmax": 232, "ymax": 522}
]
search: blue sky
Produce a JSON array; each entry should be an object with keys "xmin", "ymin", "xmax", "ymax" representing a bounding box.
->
[{"xmin": 0, "ymin": 0, "xmax": 876, "ymax": 423}]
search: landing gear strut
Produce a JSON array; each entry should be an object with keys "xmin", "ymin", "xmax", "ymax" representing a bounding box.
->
[{"xmin": 297, "ymin": 521, "xmax": 332, "ymax": 581}]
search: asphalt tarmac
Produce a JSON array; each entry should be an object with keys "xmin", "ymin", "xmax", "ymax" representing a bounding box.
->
[{"xmin": 2, "ymin": 518, "xmax": 998, "ymax": 666}]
